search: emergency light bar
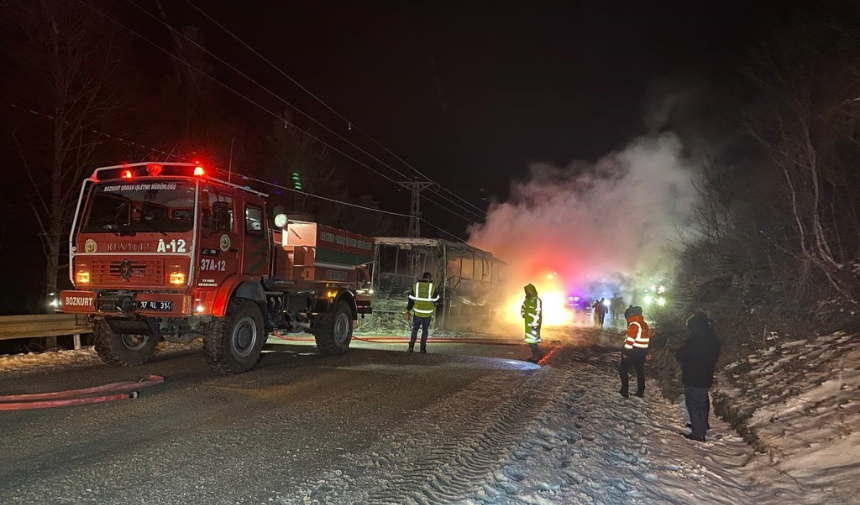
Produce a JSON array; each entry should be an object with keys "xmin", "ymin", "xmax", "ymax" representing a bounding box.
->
[
  {"xmin": 93, "ymin": 162, "xmax": 207, "ymax": 181},
  {"xmin": 85, "ymin": 161, "xmax": 269, "ymax": 197}
]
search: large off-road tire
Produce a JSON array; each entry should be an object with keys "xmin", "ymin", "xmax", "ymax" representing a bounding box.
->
[
  {"xmin": 203, "ymin": 298, "xmax": 266, "ymax": 374},
  {"xmin": 93, "ymin": 319, "xmax": 158, "ymax": 366},
  {"xmin": 313, "ymin": 300, "xmax": 353, "ymax": 355}
]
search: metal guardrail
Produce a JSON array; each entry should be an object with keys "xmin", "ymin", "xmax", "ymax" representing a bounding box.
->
[{"xmin": 0, "ymin": 314, "xmax": 92, "ymax": 342}]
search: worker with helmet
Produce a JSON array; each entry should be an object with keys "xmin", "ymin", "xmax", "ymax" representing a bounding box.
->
[{"xmin": 521, "ymin": 283, "xmax": 545, "ymax": 363}]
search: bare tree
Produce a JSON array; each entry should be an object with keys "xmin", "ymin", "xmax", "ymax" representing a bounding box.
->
[
  {"xmin": 744, "ymin": 23, "xmax": 860, "ymax": 306},
  {"xmin": 3, "ymin": 0, "xmax": 131, "ymax": 308}
]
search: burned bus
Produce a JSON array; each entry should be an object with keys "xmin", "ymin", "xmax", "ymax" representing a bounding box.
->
[{"xmin": 367, "ymin": 237, "xmax": 506, "ymax": 331}]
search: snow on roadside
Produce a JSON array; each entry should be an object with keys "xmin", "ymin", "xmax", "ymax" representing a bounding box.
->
[
  {"xmin": 482, "ymin": 350, "xmax": 818, "ymax": 505},
  {"xmin": 0, "ymin": 342, "xmax": 201, "ymax": 377},
  {"xmin": 269, "ymin": 343, "xmax": 825, "ymax": 505},
  {"xmin": 717, "ymin": 331, "xmax": 860, "ymax": 502}
]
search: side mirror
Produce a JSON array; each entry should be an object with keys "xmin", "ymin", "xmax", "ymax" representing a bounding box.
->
[{"xmin": 274, "ymin": 214, "xmax": 288, "ymax": 229}]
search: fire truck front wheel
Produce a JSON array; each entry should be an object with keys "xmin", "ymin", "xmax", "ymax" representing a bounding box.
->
[
  {"xmin": 313, "ymin": 300, "xmax": 353, "ymax": 355},
  {"xmin": 93, "ymin": 320, "xmax": 158, "ymax": 367},
  {"xmin": 203, "ymin": 298, "xmax": 266, "ymax": 374}
]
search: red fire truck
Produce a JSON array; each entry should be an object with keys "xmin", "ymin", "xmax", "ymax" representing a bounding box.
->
[{"xmin": 59, "ymin": 162, "xmax": 373, "ymax": 373}]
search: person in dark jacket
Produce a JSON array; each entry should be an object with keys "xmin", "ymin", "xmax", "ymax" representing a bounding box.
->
[
  {"xmin": 596, "ymin": 298, "xmax": 608, "ymax": 327},
  {"xmin": 624, "ymin": 304, "xmax": 634, "ymax": 321},
  {"xmin": 675, "ymin": 312, "xmax": 721, "ymax": 442}
]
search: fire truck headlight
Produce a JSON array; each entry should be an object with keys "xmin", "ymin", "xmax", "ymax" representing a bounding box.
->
[
  {"xmin": 169, "ymin": 272, "xmax": 186, "ymax": 285},
  {"xmin": 75, "ymin": 271, "xmax": 90, "ymax": 284}
]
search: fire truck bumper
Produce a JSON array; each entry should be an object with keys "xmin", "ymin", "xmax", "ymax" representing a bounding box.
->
[{"xmin": 59, "ymin": 290, "xmax": 192, "ymax": 317}]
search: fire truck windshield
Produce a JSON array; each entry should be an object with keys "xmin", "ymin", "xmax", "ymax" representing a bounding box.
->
[{"xmin": 80, "ymin": 180, "xmax": 196, "ymax": 235}]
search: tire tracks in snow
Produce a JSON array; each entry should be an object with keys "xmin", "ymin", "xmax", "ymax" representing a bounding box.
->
[
  {"xmin": 364, "ymin": 350, "xmax": 569, "ymax": 505},
  {"xmin": 278, "ymin": 347, "xmax": 572, "ymax": 505}
]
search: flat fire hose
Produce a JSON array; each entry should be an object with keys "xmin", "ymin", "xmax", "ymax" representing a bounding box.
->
[{"xmin": 0, "ymin": 375, "xmax": 164, "ymax": 411}]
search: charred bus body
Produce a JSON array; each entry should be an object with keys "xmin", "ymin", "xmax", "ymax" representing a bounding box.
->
[
  {"xmin": 59, "ymin": 162, "xmax": 372, "ymax": 373},
  {"xmin": 368, "ymin": 238, "xmax": 506, "ymax": 331}
]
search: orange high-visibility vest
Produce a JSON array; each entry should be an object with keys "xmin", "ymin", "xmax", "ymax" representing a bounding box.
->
[{"xmin": 624, "ymin": 315, "xmax": 650, "ymax": 350}]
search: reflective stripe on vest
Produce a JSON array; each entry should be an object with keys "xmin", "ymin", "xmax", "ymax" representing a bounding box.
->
[
  {"xmin": 410, "ymin": 282, "xmax": 438, "ymax": 316},
  {"xmin": 624, "ymin": 321, "xmax": 650, "ymax": 349}
]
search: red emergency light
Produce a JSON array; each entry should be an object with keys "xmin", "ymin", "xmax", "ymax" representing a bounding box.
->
[
  {"xmin": 121, "ymin": 170, "xmax": 134, "ymax": 179},
  {"xmin": 193, "ymin": 166, "xmax": 205, "ymax": 176}
]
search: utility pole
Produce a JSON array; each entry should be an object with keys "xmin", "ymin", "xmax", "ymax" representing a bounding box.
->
[
  {"xmin": 399, "ymin": 178, "xmax": 439, "ymax": 238},
  {"xmin": 399, "ymin": 178, "xmax": 439, "ymax": 277}
]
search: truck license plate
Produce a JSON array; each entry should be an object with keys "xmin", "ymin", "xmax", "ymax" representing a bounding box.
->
[{"xmin": 138, "ymin": 300, "xmax": 173, "ymax": 311}]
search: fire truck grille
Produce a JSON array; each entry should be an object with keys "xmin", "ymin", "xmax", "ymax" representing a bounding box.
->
[{"xmin": 90, "ymin": 259, "xmax": 164, "ymax": 286}]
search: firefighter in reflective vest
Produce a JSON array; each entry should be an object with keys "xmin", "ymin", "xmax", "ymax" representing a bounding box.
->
[
  {"xmin": 619, "ymin": 305, "xmax": 650, "ymax": 397},
  {"xmin": 407, "ymin": 272, "xmax": 440, "ymax": 353},
  {"xmin": 521, "ymin": 283, "xmax": 545, "ymax": 363}
]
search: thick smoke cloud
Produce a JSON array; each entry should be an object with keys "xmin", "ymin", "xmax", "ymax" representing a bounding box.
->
[{"xmin": 469, "ymin": 132, "xmax": 700, "ymax": 298}]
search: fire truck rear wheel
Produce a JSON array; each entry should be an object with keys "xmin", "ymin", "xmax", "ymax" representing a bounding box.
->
[
  {"xmin": 203, "ymin": 298, "xmax": 266, "ymax": 374},
  {"xmin": 313, "ymin": 300, "xmax": 353, "ymax": 355},
  {"xmin": 93, "ymin": 319, "xmax": 158, "ymax": 366}
]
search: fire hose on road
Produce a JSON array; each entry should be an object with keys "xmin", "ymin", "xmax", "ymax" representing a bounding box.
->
[
  {"xmin": 271, "ymin": 332, "xmax": 522, "ymax": 346},
  {"xmin": 0, "ymin": 375, "xmax": 164, "ymax": 411}
]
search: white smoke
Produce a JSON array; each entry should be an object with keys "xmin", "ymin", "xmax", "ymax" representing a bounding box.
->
[{"xmin": 469, "ymin": 132, "xmax": 700, "ymax": 297}]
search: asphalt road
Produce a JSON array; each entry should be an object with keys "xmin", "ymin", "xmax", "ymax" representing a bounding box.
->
[{"xmin": 0, "ymin": 336, "xmax": 579, "ymax": 505}]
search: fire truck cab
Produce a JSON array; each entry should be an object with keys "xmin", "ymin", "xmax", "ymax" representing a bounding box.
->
[{"xmin": 59, "ymin": 162, "xmax": 371, "ymax": 373}]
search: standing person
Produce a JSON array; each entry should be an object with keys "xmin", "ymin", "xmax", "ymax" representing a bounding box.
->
[
  {"xmin": 613, "ymin": 297, "xmax": 626, "ymax": 320},
  {"xmin": 591, "ymin": 299, "xmax": 601, "ymax": 327},
  {"xmin": 596, "ymin": 298, "xmax": 608, "ymax": 327},
  {"xmin": 521, "ymin": 283, "xmax": 544, "ymax": 363},
  {"xmin": 619, "ymin": 306, "xmax": 650, "ymax": 397},
  {"xmin": 676, "ymin": 312, "xmax": 721, "ymax": 442},
  {"xmin": 406, "ymin": 272, "xmax": 439, "ymax": 353}
]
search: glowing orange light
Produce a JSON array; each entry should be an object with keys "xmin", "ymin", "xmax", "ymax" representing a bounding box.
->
[
  {"xmin": 505, "ymin": 274, "xmax": 573, "ymax": 327},
  {"xmin": 193, "ymin": 166, "xmax": 205, "ymax": 176},
  {"xmin": 121, "ymin": 170, "xmax": 133, "ymax": 179}
]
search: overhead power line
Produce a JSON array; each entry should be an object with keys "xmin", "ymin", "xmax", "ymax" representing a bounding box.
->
[
  {"xmin": 183, "ymin": 0, "xmax": 487, "ymax": 218},
  {"xmin": 78, "ymin": 0, "xmax": 403, "ymax": 187},
  {"xmin": 124, "ymin": 0, "xmax": 484, "ymax": 226},
  {"xmin": 209, "ymin": 167, "xmax": 411, "ymax": 219},
  {"xmin": 127, "ymin": 0, "xmax": 412, "ymax": 181},
  {"xmin": 3, "ymin": 101, "xmax": 185, "ymax": 162},
  {"xmin": 77, "ymin": 0, "xmax": 473, "ymax": 238},
  {"xmin": 6, "ymin": 98, "xmax": 407, "ymax": 219}
]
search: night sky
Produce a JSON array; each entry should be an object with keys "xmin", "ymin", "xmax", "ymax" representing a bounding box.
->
[
  {"xmin": 0, "ymin": 0, "xmax": 825, "ymax": 313},
  {"xmin": 129, "ymin": 0, "xmax": 816, "ymax": 208}
]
